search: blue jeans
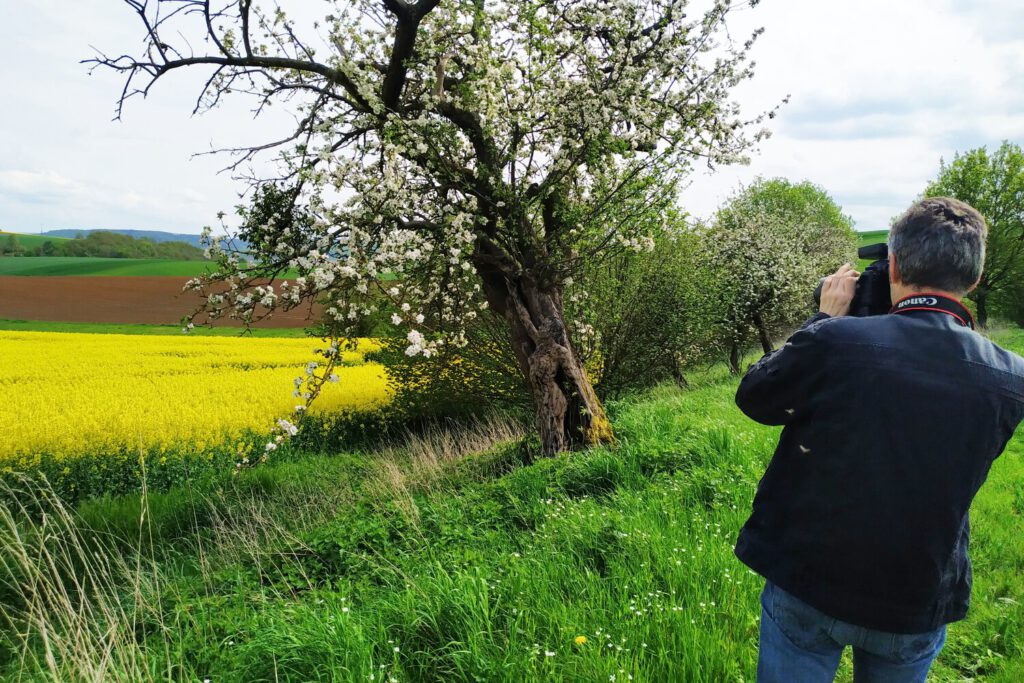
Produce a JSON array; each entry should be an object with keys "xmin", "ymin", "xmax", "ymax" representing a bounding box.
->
[{"xmin": 758, "ymin": 580, "xmax": 947, "ymax": 682}]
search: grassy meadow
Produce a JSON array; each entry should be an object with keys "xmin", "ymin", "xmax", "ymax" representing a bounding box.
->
[
  {"xmin": 855, "ymin": 229, "xmax": 889, "ymax": 271},
  {"xmin": 855, "ymin": 229, "xmax": 889, "ymax": 246},
  {"xmin": 1, "ymin": 325, "xmax": 1022, "ymax": 681}
]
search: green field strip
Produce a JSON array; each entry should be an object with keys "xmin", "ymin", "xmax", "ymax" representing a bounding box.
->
[
  {"xmin": 0, "ymin": 256, "xmax": 216, "ymax": 276},
  {"xmin": 0, "ymin": 256, "xmax": 303, "ymax": 278},
  {"xmin": 856, "ymin": 229, "xmax": 889, "ymax": 247}
]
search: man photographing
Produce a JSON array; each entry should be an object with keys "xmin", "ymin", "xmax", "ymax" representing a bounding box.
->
[{"xmin": 733, "ymin": 197, "xmax": 1024, "ymax": 682}]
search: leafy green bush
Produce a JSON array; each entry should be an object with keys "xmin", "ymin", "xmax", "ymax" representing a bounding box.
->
[
  {"xmin": 368, "ymin": 311, "xmax": 532, "ymax": 423},
  {"xmin": 566, "ymin": 217, "xmax": 725, "ymax": 398}
]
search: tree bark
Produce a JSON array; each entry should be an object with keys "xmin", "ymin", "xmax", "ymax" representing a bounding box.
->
[
  {"xmin": 752, "ymin": 312, "xmax": 773, "ymax": 353},
  {"xmin": 975, "ymin": 290, "xmax": 989, "ymax": 329},
  {"xmin": 728, "ymin": 342, "xmax": 741, "ymax": 375},
  {"xmin": 475, "ymin": 258, "xmax": 614, "ymax": 458},
  {"xmin": 671, "ymin": 356, "xmax": 689, "ymax": 390}
]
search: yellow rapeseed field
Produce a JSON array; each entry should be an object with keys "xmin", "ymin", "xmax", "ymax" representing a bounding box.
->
[{"xmin": 0, "ymin": 331, "xmax": 391, "ymax": 467}]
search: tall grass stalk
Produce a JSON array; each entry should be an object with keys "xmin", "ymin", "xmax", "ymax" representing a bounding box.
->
[{"xmin": 0, "ymin": 473, "xmax": 167, "ymax": 682}]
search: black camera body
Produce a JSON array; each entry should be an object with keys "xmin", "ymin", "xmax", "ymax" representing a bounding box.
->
[{"xmin": 814, "ymin": 243, "xmax": 892, "ymax": 317}]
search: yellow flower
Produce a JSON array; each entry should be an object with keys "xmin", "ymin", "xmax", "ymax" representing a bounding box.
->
[
  {"xmin": 574, "ymin": 635, "xmax": 587, "ymax": 646},
  {"xmin": 0, "ymin": 331, "xmax": 392, "ymax": 467}
]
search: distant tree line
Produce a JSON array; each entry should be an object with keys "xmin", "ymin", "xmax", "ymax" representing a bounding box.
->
[{"xmin": 0, "ymin": 231, "xmax": 206, "ymax": 260}]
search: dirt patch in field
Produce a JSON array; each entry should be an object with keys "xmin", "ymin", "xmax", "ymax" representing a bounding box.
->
[{"xmin": 0, "ymin": 276, "xmax": 322, "ymax": 327}]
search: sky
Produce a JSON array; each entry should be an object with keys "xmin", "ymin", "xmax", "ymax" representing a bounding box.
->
[{"xmin": 1, "ymin": 1, "xmax": 1023, "ymax": 236}]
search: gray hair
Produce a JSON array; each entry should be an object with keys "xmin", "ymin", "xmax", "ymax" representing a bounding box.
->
[{"xmin": 888, "ymin": 197, "xmax": 987, "ymax": 294}]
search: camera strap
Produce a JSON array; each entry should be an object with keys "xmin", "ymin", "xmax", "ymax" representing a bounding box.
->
[{"xmin": 889, "ymin": 293, "xmax": 976, "ymax": 330}]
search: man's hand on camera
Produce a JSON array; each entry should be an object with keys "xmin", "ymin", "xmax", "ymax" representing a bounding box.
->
[{"xmin": 819, "ymin": 263, "xmax": 860, "ymax": 317}]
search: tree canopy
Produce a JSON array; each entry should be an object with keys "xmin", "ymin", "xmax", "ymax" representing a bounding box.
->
[
  {"xmin": 704, "ymin": 177, "xmax": 856, "ymax": 370},
  {"xmin": 92, "ymin": 0, "xmax": 778, "ymax": 456},
  {"xmin": 924, "ymin": 141, "xmax": 1024, "ymax": 328}
]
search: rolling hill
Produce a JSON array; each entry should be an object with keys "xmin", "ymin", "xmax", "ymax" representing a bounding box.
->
[{"xmin": 0, "ymin": 231, "xmax": 72, "ymax": 249}]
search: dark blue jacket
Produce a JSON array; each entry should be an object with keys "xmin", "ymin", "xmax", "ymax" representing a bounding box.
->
[{"xmin": 733, "ymin": 301, "xmax": 1024, "ymax": 634}]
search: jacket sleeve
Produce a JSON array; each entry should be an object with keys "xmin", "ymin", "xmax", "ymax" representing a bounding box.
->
[{"xmin": 735, "ymin": 312, "xmax": 831, "ymax": 426}]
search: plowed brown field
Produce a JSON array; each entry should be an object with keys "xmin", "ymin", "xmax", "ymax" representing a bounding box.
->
[{"xmin": 0, "ymin": 276, "xmax": 321, "ymax": 326}]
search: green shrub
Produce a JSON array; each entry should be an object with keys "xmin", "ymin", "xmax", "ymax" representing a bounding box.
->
[{"xmin": 368, "ymin": 311, "xmax": 532, "ymax": 423}]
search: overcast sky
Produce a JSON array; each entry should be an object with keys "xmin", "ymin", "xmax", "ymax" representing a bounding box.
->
[{"xmin": 2, "ymin": 1, "xmax": 1022, "ymax": 236}]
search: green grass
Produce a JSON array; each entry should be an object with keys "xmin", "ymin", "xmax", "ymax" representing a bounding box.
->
[
  {"xmin": 1, "ymin": 329, "xmax": 1022, "ymax": 681},
  {"xmin": 0, "ymin": 255, "xmax": 304, "ymax": 277},
  {"xmin": 0, "ymin": 256, "xmax": 220, "ymax": 276},
  {"xmin": 854, "ymin": 229, "xmax": 889, "ymax": 271},
  {"xmin": 0, "ymin": 231, "xmax": 71, "ymax": 249},
  {"xmin": 856, "ymin": 229, "xmax": 889, "ymax": 248},
  {"xmin": 0, "ymin": 318, "xmax": 311, "ymax": 337}
]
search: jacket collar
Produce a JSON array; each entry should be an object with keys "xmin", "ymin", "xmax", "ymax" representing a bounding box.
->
[{"xmin": 889, "ymin": 292, "xmax": 976, "ymax": 330}]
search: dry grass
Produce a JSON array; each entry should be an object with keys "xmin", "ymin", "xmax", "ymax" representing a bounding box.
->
[
  {"xmin": 0, "ymin": 475, "xmax": 167, "ymax": 682},
  {"xmin": 365, "ymin": 413, "xmax": 526, "ymax": 525}
]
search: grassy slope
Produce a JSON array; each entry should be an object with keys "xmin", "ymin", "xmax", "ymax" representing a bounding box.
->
[
  {"xmin": 855, "ymin": 229, "xmax": 889, "ymax": 271},
  {"xmin": 856, "ymin": 229, "xmax": 889, "ymax": 248},
  {"xmin": 5, "ymin": 329, "xmax": 1023, "ymax": 681},
  {"xmin": 0, "ymin": 231, "xmax": 71, "ymax": 249},
  {"xmin": 0, "ymin": 256, "xmax": 217, "ymax": 276},
  {"xmin": 0, "ymin": 318, "xmax": 310, "ymax": 337}
]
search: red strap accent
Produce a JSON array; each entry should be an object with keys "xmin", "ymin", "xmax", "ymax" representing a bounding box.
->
[
  {"xmin": 889, "ymin": 292, "xmax": 976, "ymax": 329},
  {"xmin": 892, "ymin": 306, "xmax": 969, "ymax": 328}
]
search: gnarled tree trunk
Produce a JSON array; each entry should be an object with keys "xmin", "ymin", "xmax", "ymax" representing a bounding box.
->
[
  {"xmin": 752, "ymin": 312, "xmax": 773, "ymax": 353},
  {"xmin": 476, "ymin": 257, "xmax": 613, "ymax": 458},
  {"xmin": 728, "ymin": 342, "xmax": 741, "ymax": 375}
]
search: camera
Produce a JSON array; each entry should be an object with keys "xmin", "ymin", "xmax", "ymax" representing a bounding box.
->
[{"xmin": 813, "ymin": 243, "xmax": 892, "ymax": 317}]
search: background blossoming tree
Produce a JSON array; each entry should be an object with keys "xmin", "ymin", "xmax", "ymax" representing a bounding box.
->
[
  {"xmin": 92, "ymin": 0, "xmax": 776, "ymax": 456},
  {"xmin": 703, "ymin": 178, "xmax": 856, "ymax": 373}
]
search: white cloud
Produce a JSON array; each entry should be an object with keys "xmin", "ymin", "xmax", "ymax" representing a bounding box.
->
[
  {"xmin": 0, "ymin": 1, "xmax": 1021, "ymax": 234},
  {"xmin": 0, "ymin": 168, "xmax": 229, "ymax": 233},
  {"xmin": 679, "ymin": 0, "xmax": 1024, "ymax": 229}
]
